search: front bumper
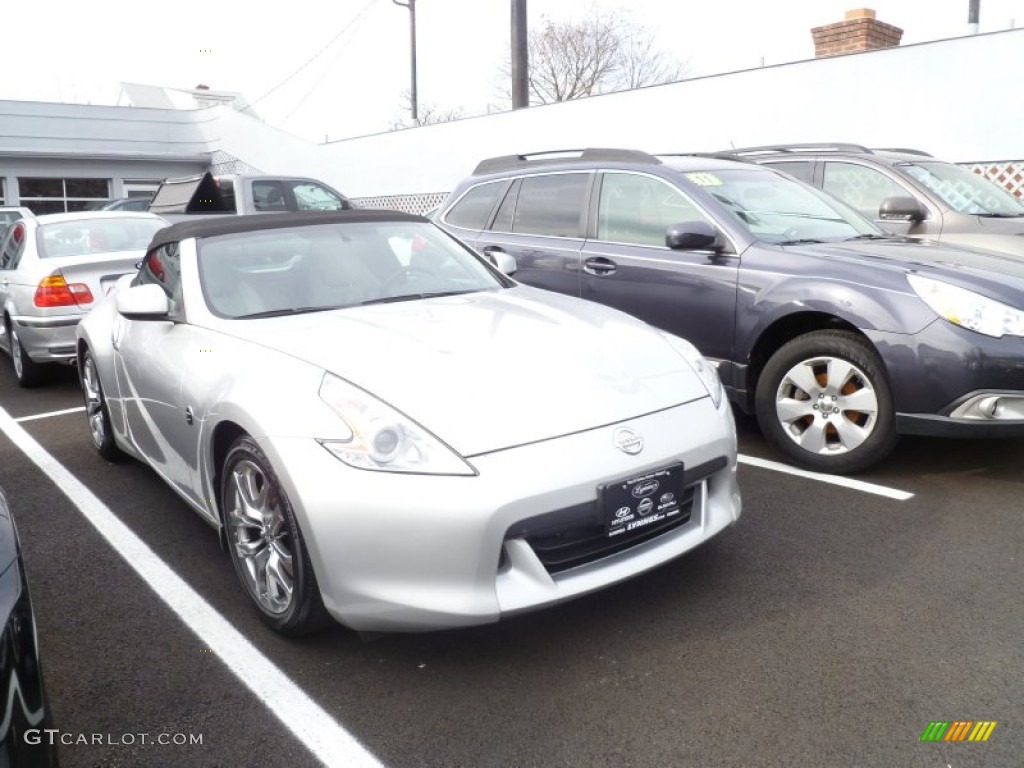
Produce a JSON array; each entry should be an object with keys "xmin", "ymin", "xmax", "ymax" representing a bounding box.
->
[
  {"xmin": 869, "ymin": 320, "xmax": 1024, "ymax": 439},
  {"xmin": 10, "ymin": 314, "xmax": 80, "ymax": 363},
  {"xmin": 258, "ymin": 398, "xmax": 741, "ymax": 632}
]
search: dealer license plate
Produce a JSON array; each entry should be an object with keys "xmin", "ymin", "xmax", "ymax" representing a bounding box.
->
[{"xmin": 602, "ymin": 463, "xmax": 684, "ymax": 539}]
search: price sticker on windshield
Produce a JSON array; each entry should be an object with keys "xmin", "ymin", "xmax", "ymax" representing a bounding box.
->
[{"xmin": 685, "ymin": 172, "xmax": 723, "ymax": 187}]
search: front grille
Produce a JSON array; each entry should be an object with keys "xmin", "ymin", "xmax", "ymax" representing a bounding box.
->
[{"xmin": 507, "ymin": 457, "xmax": 725, "ymax": 575}]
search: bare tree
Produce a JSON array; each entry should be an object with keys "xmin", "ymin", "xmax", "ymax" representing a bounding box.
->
[
  {"xmin": 501, "ymin": 6, "xmax": 688, "ymax": 106},
  {"xmin": 389, "ymin": 92, "xmax": 463, "ymax": 130}
]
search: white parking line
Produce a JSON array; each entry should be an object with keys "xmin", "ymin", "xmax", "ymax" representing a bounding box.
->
[
  {"xmin": 14, "ymin": 406, "xmax": 86, "ymax": 423},
  {"xmin": 0, "ymin": 407, "xmax": 386, "ymax": 768},
  {"xmin": 737, "ymin": 454, "xmax": 914, "ymax": 501}
]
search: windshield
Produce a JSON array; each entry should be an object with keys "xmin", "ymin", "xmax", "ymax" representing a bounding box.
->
[
  {"xmin": 685, "ymin": 168, "xmax": 881, "ymax": 244},
  {"xmin": 37, "ymin": 217, "xmax": 166, "ymax": 258},
  {"xmin": 902, "ymin": 162, "xmax": 1024, "ymax": 216},
  {"xmin": 198, "ymin": 220, "xmax": 504, "ymax": 319}
]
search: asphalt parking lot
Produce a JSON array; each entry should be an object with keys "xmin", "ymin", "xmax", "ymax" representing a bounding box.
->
[{"xmin": 0, "ymin": 362, "xmax": 1021, "ymax": 768}]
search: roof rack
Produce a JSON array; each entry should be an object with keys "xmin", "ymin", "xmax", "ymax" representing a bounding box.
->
[
  {"xmin": 872, "ymin": 147, "xmax": 933, "ymax": 157},
  {"xmin": 720, "ymin": 143, "xmax": 874, "ymax": 157},
  {"xmin": 472, "ymin": 148, "xmax": 660, "ymax": 175},
  {"xmin": 656, "ymin": 151, "xmax": 758, "ymax": 165}
]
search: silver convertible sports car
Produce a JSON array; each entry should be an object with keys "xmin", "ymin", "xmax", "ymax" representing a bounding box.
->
[{"xmin": 76, "ymin": 211, "xmax": 741, "ymax": 634}]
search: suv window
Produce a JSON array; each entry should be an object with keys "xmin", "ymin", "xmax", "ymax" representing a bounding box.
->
[
  {"xmin": 252, "ymin": 181, "xmax": 288, "ymax": 212},
  {"xmin": 511, "ymin": 173, "xmax": 589, "ymax": 237},
  {"xmin": 822, "ymin": 162, "xmax": 906, "ymax": 219},
  {"xmin": 597, "ymin": 172, "xmax": 707, "ymax": 247},
  {"xmin": 766, "ymin": 161, "xmax": 815, "ymax": 184},
  {"xmin": 291, "ymin": 181, "xmax": 347, "ymax": 211},
  {"xmin": 446, "ymin": 181, "xmax": 505, "ymax": 230}
]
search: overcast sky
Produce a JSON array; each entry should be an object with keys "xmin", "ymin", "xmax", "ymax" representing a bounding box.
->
[{"xmin": 3, "ymin": 0, "xmax": 1022, "ymax": 143}]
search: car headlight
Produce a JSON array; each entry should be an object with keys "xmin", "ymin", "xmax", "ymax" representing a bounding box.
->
[
  {"xmin": 318, "ymin": 373, "xmax": 475, "ymax": 475},
  {"xmin": 660, "ymin": 332, "xmax": 725, "ymax": 408},
  {"xmin": 908, "ymin": 274, "xmax": 1024, "ymax": 338}
]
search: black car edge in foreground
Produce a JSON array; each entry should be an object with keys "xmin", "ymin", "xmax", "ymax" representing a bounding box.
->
[{"xmin": 0, "ymin": 488, "xmax": 59, "ymax": 766}]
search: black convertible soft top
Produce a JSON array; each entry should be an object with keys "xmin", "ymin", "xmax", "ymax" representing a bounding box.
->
[{"xmin": 147, "ymin": 209, "xmax": 426, "ymax": 251}]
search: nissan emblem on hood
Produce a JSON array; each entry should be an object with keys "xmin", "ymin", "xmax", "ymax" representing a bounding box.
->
[{"xmin": 613, "ymin": 427, "xmax": 644, "ymax": 455}]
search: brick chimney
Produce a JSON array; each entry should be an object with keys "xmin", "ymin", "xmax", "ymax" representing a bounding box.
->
[{"xmin": 811, "ymin": 8, "xmax": 903, "ymax": 57}]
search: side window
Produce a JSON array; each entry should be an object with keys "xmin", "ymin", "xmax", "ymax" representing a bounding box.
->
[
  {"xmin": 597, "ymin": 173, "xmax": 707, "ymax": 247},
  {"xmin": 512, "ymin": 173, "xmax": 589, "ymax": 238},
  {"xmin": 136, "ymin": 242, "xmax": 183, "ymax": 313},
  {"xmin": 767, "ymin": 161, "xmax": 815, "ymax": 184},
  {"xmin": 490, "ymin": 179, "xmax": 520, "ymax": 232},
  {"xmin": 445, "ymin": 182, "xmax": 504, "ymax": 230},
  {"xmin": 252, "ymin": 180, "xmax": 288, "ymax": 212},
  {"xmin": 290, "ymin": 181, "xmax": 346, "ymax": 211},
  {"xmin": 0, "ymin": 223, "xmax": 26, "ymax": 270},
  {"xmin": 823, "ymin": 162, "xmax": 907, "ymax": 220}
]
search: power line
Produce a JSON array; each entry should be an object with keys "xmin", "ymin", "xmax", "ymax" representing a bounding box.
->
[
  {"xmin": 244, "ymin": 0, "xmax": 378, "ymax": 113},
  {"xmin": 284, "ymin": 2, "xmax": 378, "ymax": 121}
]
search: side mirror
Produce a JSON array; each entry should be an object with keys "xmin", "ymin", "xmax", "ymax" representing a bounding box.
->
[
  {"xmin": 483, "ymin": 250, "xmax": 517, "ymax": 275},
  {"xmin": 116, "ymin": 283, "xmax": 170, "ymax": 320},
  {"xmin": 666, "ymin": 221, "xmax": 719, "ymax": 251},
  {"xmin": 879, "ymin": 196, "xmax": 927, "ymax": 223}
]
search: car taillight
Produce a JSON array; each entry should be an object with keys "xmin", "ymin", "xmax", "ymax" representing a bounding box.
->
[{"xmin": 34, "ymin": 275, "xmax": 94, "ymax": 308}]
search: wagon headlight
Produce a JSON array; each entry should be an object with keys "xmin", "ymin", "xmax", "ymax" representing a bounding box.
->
[
  {"xmin": 318, "ymin": 373, "xmax": 475, "ymax": 475},
  {"xmin": 908, "ymin": 274, "xmax": 1024, "ymax": 338},
  {"xmin": 661, "ymin": 332, "xmax": 724, "ymax": 408}
]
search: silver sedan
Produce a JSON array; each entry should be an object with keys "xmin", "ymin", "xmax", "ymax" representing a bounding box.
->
[
  {"xmin": 76, "ymin": 210, "xmax": 741, "ymax": 634},
  {"xmin": 0, "ymin": 211, "xmax": 167, "ymax": 386}
]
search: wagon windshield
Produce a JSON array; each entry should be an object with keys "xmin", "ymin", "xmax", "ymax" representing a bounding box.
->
[
  {"xmin": 684, "ymin": 168, "xmax": 882, "ymax": 244},
  {"xmin": 902, "ymin": 162, "xmax": 1024, "ymax": 216}
]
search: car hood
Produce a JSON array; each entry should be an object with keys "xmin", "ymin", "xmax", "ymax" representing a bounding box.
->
[
  {"xmin": 215, "ymin": 287, "xmax": 710, "ymax": 455},
  {"xmin": 785, "ymin": 238, "xmax": 1024, "ymax": 302},
  {"xmin": 938, "ymin": 217, "xmax": 1024, "ymax": 258}
]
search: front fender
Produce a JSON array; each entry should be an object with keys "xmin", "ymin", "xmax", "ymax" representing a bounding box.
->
[
  {"xmin": 76, "ymin": 300, "xmax": 139, "ymax": 459},
  {"xmin": 736, "ymin": 272, "xmax": 935, "ymax": 358}
]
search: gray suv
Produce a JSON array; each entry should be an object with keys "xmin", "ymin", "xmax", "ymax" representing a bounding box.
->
[
  {"xmin": 437, "ymin": 148, "xmax": 1024, "ymax": 474},
  {"xmin": 725, "ymin": 143, "xmax": 1024, "ymax": 256}
]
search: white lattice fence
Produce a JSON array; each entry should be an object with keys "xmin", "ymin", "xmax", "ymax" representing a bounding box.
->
[
  {"xmin": 965, "ymin": 160, "xmax": 1024, "ymax": 198},
  {"xmin": 352, "ymin": 191, "xmax": 449, "ymax": 215}
]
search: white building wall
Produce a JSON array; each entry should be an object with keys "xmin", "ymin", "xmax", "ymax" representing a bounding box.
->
[{"xmin": 214, "ymin": 27, "xmax": 1021, "ymax": 202}]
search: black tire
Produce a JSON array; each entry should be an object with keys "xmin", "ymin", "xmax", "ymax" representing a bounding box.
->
[
  {"xmin": 755, "ymin": 330, "xmax": 898, "ymax": 474},
  {"xmin": 221, "ymin": 436, "xmax": 331, "ymax": 635},
  {"xmin": 7, "ymin": 321, "xmax": 45, "ymax": 388},
  {"xmin": 79, "ymin": 348, "xmax": 122, "ymax": 461}
]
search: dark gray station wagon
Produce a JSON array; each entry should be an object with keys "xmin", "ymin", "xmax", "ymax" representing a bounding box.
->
[{"xmin": 438, "ymin": 149, "xmax": 1024, "ymax": 474}]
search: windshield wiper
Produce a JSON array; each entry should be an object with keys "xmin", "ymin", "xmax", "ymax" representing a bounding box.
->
[
  {"xmin": 976, "ymin": 212, "xmax": 1024, "ymax": 218},
  {"xmin": 234, "ymin": 306, "xmax": 340, "ymax": 319},
  {"xmin": 360, "ymin": 289, "xmax": 481, "ymax": 306},
  {"xmin": 844, "ymin": 234, "xmax": 892, "ymax": 241}
]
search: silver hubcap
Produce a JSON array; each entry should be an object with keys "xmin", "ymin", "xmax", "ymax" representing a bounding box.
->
[
  {"xmin": 10, "ymin": 329, "xmax": 22, "ymax": 378},
  {"xmin": 81, "ymin": 356, "xmax": 107, "ymax": 448},
  {"xmin": 227, "ymin": 461, "xmax": 294, "ymax": 615},
  {"xmin": 775, "ymin": 355, "xmax": 879, "ymax": 456}
]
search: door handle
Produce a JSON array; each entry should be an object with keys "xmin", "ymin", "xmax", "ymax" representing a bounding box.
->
[{"xmin": 583, "ymin": 256, "xmax": 617, "ymax": 276}]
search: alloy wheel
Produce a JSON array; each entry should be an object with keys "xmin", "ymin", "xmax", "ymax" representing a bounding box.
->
[
  {"xmin": 226, "ymin": 459, "xmax": 295, "ymax": 615},
  {"xmin": 774, "ymin": 355, "xmax": 879, "ymax": 456}
]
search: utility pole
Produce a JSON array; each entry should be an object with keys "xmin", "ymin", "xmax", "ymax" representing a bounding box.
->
[
  {"xmin": 511, "ymin": 0, "xmax": 529, "ymax": 109},
  {"xmin": 392, "ymin": 0, "xmax": 418, "ymax": 122},
  {"xmin": 968, "ymin": 0, "xmax": 980, "ymax": 33}
]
